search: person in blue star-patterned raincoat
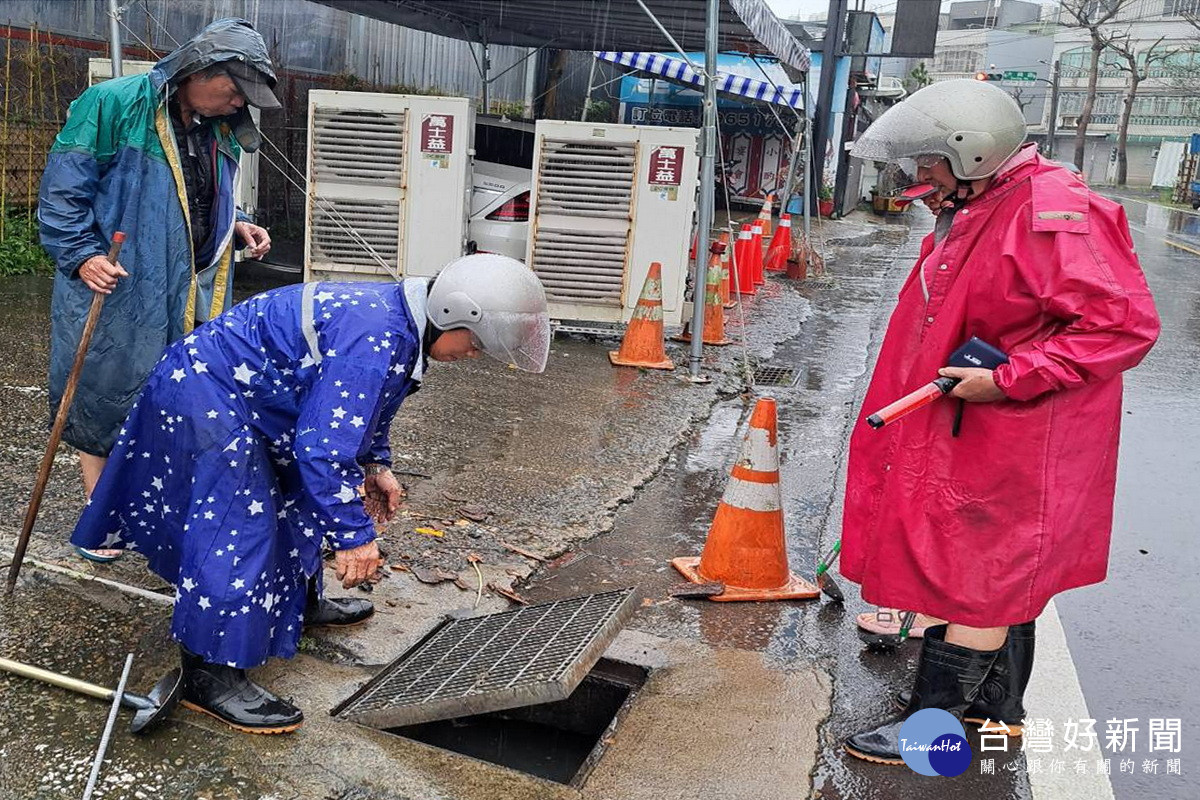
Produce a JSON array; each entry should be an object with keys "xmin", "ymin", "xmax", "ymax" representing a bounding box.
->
[{"xmin": 70, "ymin": 255, "xmax": 551, "ymax": 734}]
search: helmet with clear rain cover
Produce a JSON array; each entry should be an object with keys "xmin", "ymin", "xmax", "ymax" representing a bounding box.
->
[
  {"xmin": 427, "ymin": 254, "xmax": 551, "ymax": 374},
  {"xmin": 849, "ymin": 79, "xmax": 1027, "ymax": 181}
]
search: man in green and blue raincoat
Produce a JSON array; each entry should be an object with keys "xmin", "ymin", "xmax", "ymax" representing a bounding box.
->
[{"xmin": 38, "ymin": 19, "xmax": 278, "ymax": 551}]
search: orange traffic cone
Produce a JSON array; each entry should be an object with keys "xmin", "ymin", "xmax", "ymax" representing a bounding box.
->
[
  {"xmin": 720, "ymin": 247, "xmax": 737, "ymax": 310},
  {"xmin": 672, "ymin": 397, "xmax": 819, "ymax": 601},
  {"xmin": 674, "ymin": 247, "xmax": 731, "ymax": 346},
  {"xmin": 757, "ymin": 194, "xmax": 775, "ymax": 238},
  {"xmin": 766, "ymin": 214, "xmax": 792, "ymax": 272},
  {"xmin": 609, "ymin": 262, "xmax": 675, "ymax": 370},
  {"xmin": 715, "ymin": 232, "xmax": 735, "ymax": 309},
  {"xmin": 732, "ymin": 224, "xmax": 756, "ymax": 297},
  {"xmin": 750, "ymin": 221, "xmax": 766, "ymax": 286}
]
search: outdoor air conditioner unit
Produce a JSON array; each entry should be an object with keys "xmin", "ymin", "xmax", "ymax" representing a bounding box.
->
[
  {"xmin": 526, "ymin": 120, "xmax": 700, "ymax": 326},
  {"xmin": 1059, "ymin": 115, "xmax": 1080, "ymax": 129},
  {"xmin": 87, "ymin": 58, "xmax": 154, "ymax": 84},
  {"xmin": 305, "ymin": 90, "xmax": 473, "ymax": 282}
]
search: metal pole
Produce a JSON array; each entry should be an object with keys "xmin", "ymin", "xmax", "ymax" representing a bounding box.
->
[
  {"xmin": 1046, "ymin": 59, "xmax": 1060, "ymax": 160},
  {"xmin": 107, "ymin": 0, "xmax": 123, "ymax": 78},
  {"xmin": 812, "ymin": 0, "xmax": 847, "ymax": 214},
  {"xmin": 802, "ymin": 71, "xmax": 812, "ymax": 242},
  {"xmin": 581, "ymin": 55, "xmax": 598, "ymax": 121},
  {"xmin": 688, "ymin": 0, "xmax": 720, "ymax": 379},
  {"xmin": 480, "ymin": 20, "xmax": 490, "ymax": 114},
  {"xmin": 81, "ymin": 654, "xmax": 134, "ymax": 800}
]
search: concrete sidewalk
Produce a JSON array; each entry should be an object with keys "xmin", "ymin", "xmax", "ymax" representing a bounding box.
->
[{"xmin": 0, "ymin": 210, "xmax": 913, "ymax": 800}]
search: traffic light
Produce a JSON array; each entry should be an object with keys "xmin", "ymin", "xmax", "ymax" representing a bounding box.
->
[{"xmin": 975, "ymin": 71, "xmax": 1004, "ymax": 82}]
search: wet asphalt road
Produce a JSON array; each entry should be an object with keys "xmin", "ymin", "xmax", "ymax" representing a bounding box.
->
[{"xmin": 1053, "ymin": 195, "xmax": 1199, "ymax": 800}]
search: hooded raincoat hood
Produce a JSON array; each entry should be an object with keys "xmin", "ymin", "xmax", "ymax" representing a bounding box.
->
[{"xmin": 151, "ymin": 18, "xmax": 277, "ymax": 152}]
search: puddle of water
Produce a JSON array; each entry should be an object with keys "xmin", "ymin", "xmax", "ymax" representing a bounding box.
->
[{"xmin": 684, "ymin": 403, "xmax": 744, "ymax": 474}]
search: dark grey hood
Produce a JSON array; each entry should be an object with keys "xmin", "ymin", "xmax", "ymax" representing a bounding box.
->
[{"xmin": 150, "ymin": 18, "xmax": 277, "ymax": 152}]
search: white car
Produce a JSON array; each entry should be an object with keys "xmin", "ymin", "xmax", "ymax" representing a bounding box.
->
[{"xmin": 468, "ymin": 160, "xmax": 532, "ymax": 261}]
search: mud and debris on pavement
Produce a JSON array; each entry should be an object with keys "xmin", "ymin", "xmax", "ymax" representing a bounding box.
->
[{"xmin": 2, "ymin": 199, "xmax": 1194, "ymax": 800}]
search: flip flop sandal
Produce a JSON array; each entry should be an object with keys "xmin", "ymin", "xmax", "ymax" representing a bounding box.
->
[
  {"xmin": 855, "ymin": 608, "xmax": 942, "ymax": 639},
  {"xmin": 73, "ymin": 545, "xmax": 125, "ymax": 564}
]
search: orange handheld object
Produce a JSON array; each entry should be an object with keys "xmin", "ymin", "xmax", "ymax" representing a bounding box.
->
[{"xmin": 866, "ymin": 377, "xmax": 958, "ymax": 429}]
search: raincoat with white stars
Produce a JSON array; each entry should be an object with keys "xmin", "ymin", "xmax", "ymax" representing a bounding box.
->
[{"xmin": 71, "ymin": 280, "xmax": 427, "ymax": 668}]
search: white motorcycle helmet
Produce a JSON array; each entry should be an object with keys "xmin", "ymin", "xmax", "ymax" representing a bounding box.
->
[
  {"xmin": 427, "ymin": 254, "xmax": 551, "ymax": 374},
  {"xmin": 850, "ymin": 79, "xmax": 1027, "ymax": 181}
]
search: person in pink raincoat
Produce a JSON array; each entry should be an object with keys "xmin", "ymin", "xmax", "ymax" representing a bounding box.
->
[{"xmin": 838, "ymin": 79, "xmax": 1159, "ymax": 766}]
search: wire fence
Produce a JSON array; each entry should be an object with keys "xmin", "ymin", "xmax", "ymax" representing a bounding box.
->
[{"xmin": 0, "ymin": 25, "xmax": 90, "ymax": 236}]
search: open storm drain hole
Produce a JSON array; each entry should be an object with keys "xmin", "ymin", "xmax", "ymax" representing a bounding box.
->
[
  {"xmin": 392, "ymin": 657, "xmax": 647, "ymax": 785},
  {"xmin": 331, "ymin": 588, "xmax": 643, "ymax": 786},
  {"xmin": 753, "ymin": 364, "xmax": 798, "ymax": 387}
]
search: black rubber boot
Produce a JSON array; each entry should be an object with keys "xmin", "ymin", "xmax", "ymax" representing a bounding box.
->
[
  {"xmin": 895, "ymin": 621, "xmax": 1035, "ymax": 734},
  {"xmin": 845, "ymin": 625, "xmax": 1001, "ymax": 765},
  {"xmin": 303, "ymin": 577, "xmax": 374, "ymax": 628},
  {"xmin": 179, "ymin": 648, "xmax": 304, "ymax": 734}
]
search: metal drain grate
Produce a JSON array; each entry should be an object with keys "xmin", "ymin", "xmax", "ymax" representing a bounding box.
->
[
  {"xmin": 753, "ymin": 364, "xmax": 798, "ymax": 387},
  {"xmin": 332, "ymin": 588, "xmax": 639, "ymax": 729}
]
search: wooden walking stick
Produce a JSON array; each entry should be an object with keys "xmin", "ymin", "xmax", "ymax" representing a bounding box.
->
[{"xmin": 6, "ymin": 232, "xmax": 126, "ymax": 595}]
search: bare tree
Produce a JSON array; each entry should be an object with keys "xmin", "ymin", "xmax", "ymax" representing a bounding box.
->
[
  {"xmin": 1007, "ymin": 85, "xmax": 1033, "ymax": 117},
  {"xmin": 1060, "ymin": 0, "xmax": 1132, "ymax": 170},
  {"xmin": 1108, "ymin": 34, "xmax": 1174, "ymax": 185}
]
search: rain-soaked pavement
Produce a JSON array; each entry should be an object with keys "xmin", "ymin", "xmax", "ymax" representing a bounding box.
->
[
  {"xmin": 0, "ymin": 198, "xmax": 1195, "ymax": 799},
  {"xmin": 1051, "ymin": 194, "xmax": 1199, "ymax": 800}
]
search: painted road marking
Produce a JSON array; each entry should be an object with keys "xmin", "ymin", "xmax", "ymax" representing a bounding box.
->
[
  {"xmin": 1125, "ymin": 221, "xmax": 1200, "ymax": 257},
  {"xmin": 1109, "ymin": 194, "xmax": 1200, "ymax": 219},
  {"xmin": 1025, "ymin": 599, "xmax": 1116, "ymax": 800}
]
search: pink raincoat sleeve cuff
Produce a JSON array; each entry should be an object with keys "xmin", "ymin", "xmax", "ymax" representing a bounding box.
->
[{"xmin": 993, "ymin": 359, "xmax": 1057, "ymax": 402}]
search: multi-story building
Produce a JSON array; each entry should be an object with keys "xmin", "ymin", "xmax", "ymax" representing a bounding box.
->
[
  {"xmin": 1044, "ymin": 0, "xmax": 1199, "ymax": 184},
  {"xmin": 879, "ymin": 1, "xmax": 1056, "ymax": 128}
]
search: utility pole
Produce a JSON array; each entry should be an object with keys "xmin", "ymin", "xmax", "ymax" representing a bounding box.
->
[
  {"xmin": 107, "ymin": 0, "xmax": 123, "ymax": 78},
  {"xmin": 688, "ymin": 0, "xmax": 720, "ymax": 380},
  {"xmin": 812, "ymin": 0, "xmax": 847, "ymax": 215},
  {"xmin": 479, "ymin": 19, "xmax": 491, "ymax": 114},
  {"xmin": 1046, "ymin": 59, "xmax": 1060, "ymax": 159}
]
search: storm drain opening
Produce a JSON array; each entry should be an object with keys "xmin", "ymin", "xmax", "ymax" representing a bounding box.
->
[
  {"xmin": 331, "ymin": 588, "xmax": 643, "ymax": 786},
  {"xmin": 392, "ymin": 657, "xmax": 647, "ymax": 785},
  {"xmin": 752, "ymin": 364, "xmax": 798, "ymax": 387}
]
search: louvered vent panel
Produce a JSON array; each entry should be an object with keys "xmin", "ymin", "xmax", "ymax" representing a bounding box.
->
[
  {"xmin": 312, "ymin": 108, "xmax": 405, "ymax": 186},
  {"xmin": 310, "ymin": 198, "xmax": 400, "ymax": 275},
  {"xmin": 536, "ymin": 139, "xmax": 635, "ymax": 219},
  {"xmin": 532, "ymin": 228, "xmax": 628, "ymax": 303},
  {"xmin": 531, "ymin": 138, "xmax": 634, "ymax": 306}
]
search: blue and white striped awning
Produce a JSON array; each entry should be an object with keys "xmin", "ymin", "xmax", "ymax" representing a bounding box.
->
[{"xmin": 595, "ymin": 51, "xmax": 807, "ymax": 110}]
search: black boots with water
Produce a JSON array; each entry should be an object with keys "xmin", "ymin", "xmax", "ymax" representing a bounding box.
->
[
  {"xmin": 844, "ymin": 625, "xmax": 1002, "ymax": 765},
  {"xmin": 303, "ymin": 577, "xmax": 375, "ymax": 628},
  {"xmin": 895, "ymin": 620, "xmax": 1035, "ymax": 734},
  {"xmin": 179, "ymin": 648, "xmax": 304, "ymax": 734}
]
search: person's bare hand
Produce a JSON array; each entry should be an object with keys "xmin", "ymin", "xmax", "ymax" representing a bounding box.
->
[
  {"xmin": 78, "ymin": 255, "xmax": 128, "ymax": 294},
  {"xmin": 334, "ymin": 540, "xmax": 383, "ymax": 589},
  {"xmin": 939, "ymin": 367, "xmax": 1007, "ymax": 403},
  {"xmin": 363, "ymin": 469, "xmax": 404, "ymax": 524},
  {"xmin": 235, "ymin": 221, "xmax": 271, "ymax": 259}
]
